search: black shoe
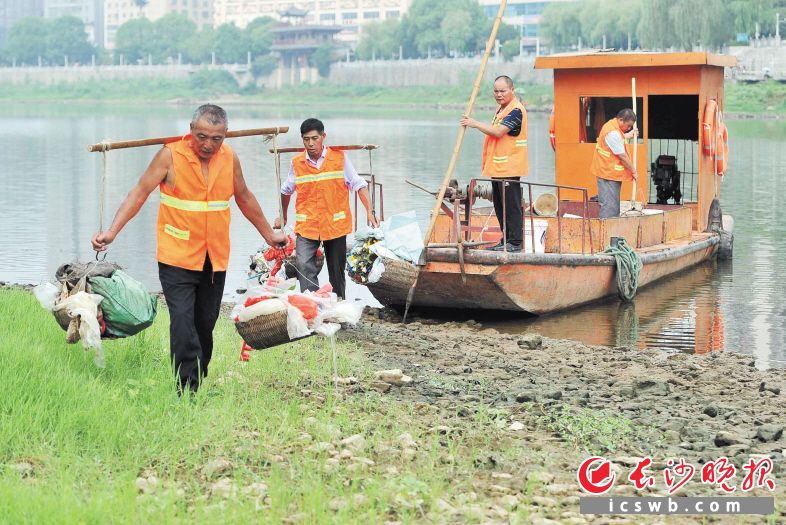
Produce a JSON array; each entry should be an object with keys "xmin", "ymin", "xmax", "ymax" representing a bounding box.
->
[
  {"xmin": 486, "ymin": 241, "xmax": 505, "ymax": 251},
  {"xmin": 490, "ymin": 242, "xmax": 521, "ymax": 252}
]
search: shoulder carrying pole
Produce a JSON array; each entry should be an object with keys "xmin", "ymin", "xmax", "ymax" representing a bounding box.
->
[{"xmin": 87, "ymin": 126, "xmax": 289, "ymax": 152}]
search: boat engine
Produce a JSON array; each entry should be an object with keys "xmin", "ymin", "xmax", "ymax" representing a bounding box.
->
[{"xmin": 651, "ymin": 155, "xmax": 682, "ymax": 204}]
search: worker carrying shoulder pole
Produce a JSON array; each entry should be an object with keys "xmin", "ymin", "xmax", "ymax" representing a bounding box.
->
[
  {"xmin": 91, "ymin": 104, "xmax": 286, "ymax": 395},
  {"xmin": 275, "ymin": 118, "xmax": 379, "ymax": 299}
]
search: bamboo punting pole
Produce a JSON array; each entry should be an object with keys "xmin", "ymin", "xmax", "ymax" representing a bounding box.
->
[
  {"xmin": 268, "ymin": 144, "xmax": 379, "ymax": 154},
  {"xmin": 629, "ymin": 78, "xmax": 639, "ymax": 208},
  {"xmin": 402, "ymin": 0, "xmax": 508, "ymax": 321},
  {"xmin": 87, "ymin": 126, "xmax": 289, "ymax": 152}
]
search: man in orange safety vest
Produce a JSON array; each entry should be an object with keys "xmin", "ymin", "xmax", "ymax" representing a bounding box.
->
[
  {"xmin": 275, "ymin": 118, "xmax": 379, "ymax": 299},
  {"xmin": 91, "ymin": 104, "xmax": 286, "ymax": 394}
]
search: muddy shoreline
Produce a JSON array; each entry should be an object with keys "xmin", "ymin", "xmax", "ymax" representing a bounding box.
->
[{"xmin": 338, "ymin": 308, "xmax": 786, "ymax": 523}]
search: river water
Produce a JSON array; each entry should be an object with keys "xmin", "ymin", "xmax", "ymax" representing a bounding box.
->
[{"xmin": 0, "ymin": 104, "xmax": 784, "ymax": 368}]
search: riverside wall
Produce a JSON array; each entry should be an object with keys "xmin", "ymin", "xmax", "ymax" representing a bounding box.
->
[{"xmin": 328, "ymin": 56, "xmax": 552, "ymax": 87}]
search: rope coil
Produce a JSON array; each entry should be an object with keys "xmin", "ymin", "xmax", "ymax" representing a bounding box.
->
[{"xmin": 601, "ymin": 238, "xmax": 642, "ymax": 301}]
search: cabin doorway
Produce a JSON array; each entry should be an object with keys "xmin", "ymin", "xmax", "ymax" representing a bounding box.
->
[{"xmin": 647, "ymin": 95, "xmax": 700, "ymax": 205}]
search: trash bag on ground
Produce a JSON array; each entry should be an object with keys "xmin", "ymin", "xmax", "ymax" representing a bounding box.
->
[{"xmin": 88, "ymin": 270, "xmax": 158, "ymax": 338}]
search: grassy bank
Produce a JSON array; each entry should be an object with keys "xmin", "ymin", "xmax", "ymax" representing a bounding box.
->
[
  {"xmin": 0, "ymin": 74, "xmax": 784, "ymax": 115},
  {"xmin": 0, "ymin": 289, "xmax": 536, "ymax": 524}
]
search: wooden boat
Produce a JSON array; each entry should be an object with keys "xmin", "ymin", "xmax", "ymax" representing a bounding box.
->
[{"xmin": 365, "ymin": 51, "xmax": 736, "ymax": 314}]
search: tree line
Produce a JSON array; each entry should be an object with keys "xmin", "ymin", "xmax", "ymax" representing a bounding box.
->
[
  {"xmin": 540, "ymin": 0, "xmax": 786, "ymax": 51},
  {"xmin": 0, "ymin": 13, "xmax": 278, "ymax": 74},
  {"xmin": 357, "ymin": 0, "xmax": 521, "ymax": 61}
]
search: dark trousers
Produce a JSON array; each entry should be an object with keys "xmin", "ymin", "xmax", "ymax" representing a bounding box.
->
[
  {"xmin": 158, "ymin": 255, "xmax": 226, "ymax": 393},
  {"xmin": 296, "ymin": 234, "xmax": 347, "ymax": 299},
  {"xmin": 491, "ymin": 177, "xmax": 523, "ymax": 245},
  {"xmin": 597, "ymin": 177, "xmax": 622, "ymax": 218}
]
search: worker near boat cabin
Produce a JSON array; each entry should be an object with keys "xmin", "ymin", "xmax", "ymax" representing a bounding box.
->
[
  {"xmin": 91, "ymin": 104, "xmax": 286, "ymax": 394},
  {"xmin": 275, "ymin": 118, "xmax": 379, "ymax": 299},
  {"xmin": 460, "ymin": 75, "xmax": 528, "ymax": 252},
  {"xmin": 591, "ymin": 108, "xmax": 639, "ymax": 218}
]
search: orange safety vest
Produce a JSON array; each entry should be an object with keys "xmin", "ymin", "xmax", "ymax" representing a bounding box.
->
[
  {"xmin": 292, "ymin": 147, "xmax": 352, "ymax": 241},
  {"xmin": 156, "ymin": 137, "xmax": 234, "ymax": 271},
  {"xmin": 590, "ymin": 118, "xmax": 633, "ymax": 182},
  {"xmin": 481, "ymin": 98, "xmax": 529, "ymax": 178}
]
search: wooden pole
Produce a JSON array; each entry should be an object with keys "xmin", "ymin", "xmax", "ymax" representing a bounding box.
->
[
  {"xmin": 630, "ymin": 77, "xmax": 638, "ymax": 206},
  {"xmin": 402, "ymin": 0, "xmax": 508, "ymax": 321},
  {"xmin": 87, "ymin": 126, "xmax": 289, "ymax": 152},
  {"xmin": 267, "ymin": 144, "xmax": 379, "ymax": 154}
]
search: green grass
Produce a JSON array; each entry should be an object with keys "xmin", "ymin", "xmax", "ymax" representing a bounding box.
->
[
  {"xmin": 3, "ymin": 73, "xmax": 784, "ymax": 115},
  {"xmin": 724, "ymin": 81, "xmax": 786, "ymax": 114},
  {"xmin": 538, "ymin": 404, "xmax": 637, "ymax": 455},
  {"xmin": 0, "ymin": 289, "xmax": 533, "ymax": 524}
]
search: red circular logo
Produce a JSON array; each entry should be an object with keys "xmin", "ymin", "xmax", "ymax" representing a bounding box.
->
[{"xmin": 577, "ymin": 456, "xmax": 616, "ymax": 494}]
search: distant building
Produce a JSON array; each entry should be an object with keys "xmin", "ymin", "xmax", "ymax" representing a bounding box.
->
[
  {"xmin": 214, "ymin": 0, "xmax": 410, "ymax": 45},
  {"xmin": 43, "ymin": 0, "xmax": 104, "ymax": 47},
  {"xmin": 270, "ymin": 6, "xmax": 342, "ymax": 86},
  {"xmin": 478, "ymin": 0, "xmax": 572, "ymax": 41},
  {"xmin": 103, "ymin": 0, "xmax": 213, "ymax": 49},
  {"xmin": 0, "ymin": 0, "xmax": 44, "ymax": 43}
]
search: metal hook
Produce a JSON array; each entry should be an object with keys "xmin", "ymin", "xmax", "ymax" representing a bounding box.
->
[{"xmin": 95, "ymin": 250, "xmax": 107, "ymax": 262}]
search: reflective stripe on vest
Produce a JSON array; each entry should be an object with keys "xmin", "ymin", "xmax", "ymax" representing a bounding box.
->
[
  {"xmin": 295, "ymin": 170, "xmax": 344, "ymax": 185},
  {"xmin": 164, "ymin": 224, "xmax": 190, "ymax": 240},
  {"xmin": 333, "ymin": 211, "xmax": 346, "ymax": 221},
  {"xmin": 160, "ymin": 193, "xmax": 230, "ymax": 212},
  {"xmin": 595, "ymin": 145, "xmax": 612, "ymax": 158},
  {"xmin": 295, "ymin": 213, "xmax": 307, "ymax": 222},
  {"xmin": 516, "ymin": 139, "xmax": 528, "ymax": 147}
]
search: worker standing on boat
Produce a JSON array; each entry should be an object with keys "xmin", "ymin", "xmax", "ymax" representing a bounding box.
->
[
  {"xmin": 591, "ymin": 109, "xmax": 638, "ymax": 218},
  {"xmin": 91, "ymin": 104, "xmax": 286, "ymax": 395},
  {"xmin": 275, "ymin": 118, "xmax": 379, "ymax": 299},
  {"xmin": 461, "ymin": 75, "xmax": 528, "ymax": 252}
]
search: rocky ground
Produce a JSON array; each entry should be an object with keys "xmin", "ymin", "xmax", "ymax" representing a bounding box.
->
[{"xmin": 339, "ymin": 308, "xmax": 786, "ymax": 524}]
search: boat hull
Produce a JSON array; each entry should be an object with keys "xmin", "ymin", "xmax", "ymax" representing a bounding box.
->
[{"xmin": 366, "ymin": 233, "xmax": 718, "ymax": 315}]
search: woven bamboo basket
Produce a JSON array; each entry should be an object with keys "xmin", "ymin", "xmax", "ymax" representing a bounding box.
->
[
  {"xmin": 365, "ymin": 256, "xmax": 419, "ymax": 304},
  {"xmin": 284, "ymin": 254, "xmax": 324, "ymax": 280},
  {"xmin": 235, "ymin": 309, "xmax": 312, "ymax": 350}
]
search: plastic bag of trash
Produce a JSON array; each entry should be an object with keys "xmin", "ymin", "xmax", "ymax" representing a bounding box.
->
[
  {"xmin": 286, "ymin": 303, "xmax": 311, "ymax": 340},
  {"xmin": 88, "ymin": 270, "xmax": 158, "ymax": 338},
  {"xmin": 368, "ymin": 258, "xmax": 385, "ymax": 284},
  {"xmin": 53, "ymin": 291, "xmax": 105, "ymax": 367},
  {"xmin": 33, "ymin": 282, "xmax": 60, "ymax": 311},
  {"xmin": 322, "ymin": 300, "xmax": 364, "ymax": 325},
  {"xmin": 381, "ymin": 211, "xmax": 424, "ymax": 263}
]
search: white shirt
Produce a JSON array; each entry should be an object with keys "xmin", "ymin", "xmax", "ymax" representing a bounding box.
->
[
  {"xmin": 604, "ymin": 130, "xmax": 626, "ymax": 155},
  {"xmin": 280, "ymin": 146, "xmax": 368, "ymax": 195}
]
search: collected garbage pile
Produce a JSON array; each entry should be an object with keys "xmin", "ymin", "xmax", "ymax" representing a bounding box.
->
[
  {"xmin": 234, "ymin": 269, "xmax": 362, "ymax": 360},
  {"xmin": 245, "ymin": 234, "xmax": 323, "ymax": 284},
  {"xmin": 346, "ymin": 211, "xmax": 424, "ymax": 285},
  {"xmin": 32, "ymin": 261, "xmax": 158, "ymax": 367}
]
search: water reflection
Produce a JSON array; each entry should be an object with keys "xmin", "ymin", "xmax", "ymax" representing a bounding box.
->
[{"xmin": 0, "ymin": 106, "xmax": 784, "ymax": 368}]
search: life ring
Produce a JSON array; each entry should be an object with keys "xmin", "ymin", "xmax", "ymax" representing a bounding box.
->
[
  {"xmin": 715, "ymin": 120, "xmax": 728, "ymax": 176},
  {"xmin": 548, "ymin": 110, "xmax": 556, "ymax": 151},
  {"xmin": 702, "ymin": 99, "xmax": 717, "ymax": 157}
]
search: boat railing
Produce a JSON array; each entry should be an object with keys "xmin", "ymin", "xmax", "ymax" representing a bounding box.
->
[{"xmin": 458, "ymin": 178, "xmax": 595, "ymax": 255}]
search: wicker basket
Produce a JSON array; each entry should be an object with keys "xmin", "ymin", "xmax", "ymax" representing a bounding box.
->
[
  {"xmin": 235, "ymin": 309, "xmax": 311, "ymax": 350},
  {"xmin": 284, "ymin": 254, "xmax": 324, "ymax": 280},
  {"xmin": 364, "ymin": 256, "xmax": 419, "ymax": 305}
]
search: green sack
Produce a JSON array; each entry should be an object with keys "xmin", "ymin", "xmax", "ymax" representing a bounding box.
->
[{"xmin": 89, "ymin": 270, "xmax": 158, "ymax": 338}]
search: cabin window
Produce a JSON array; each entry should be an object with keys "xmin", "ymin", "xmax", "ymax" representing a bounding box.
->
[
  {"xmin": 579, "ymin": 96, "xmax": 644, "ymax": 143},
  {"xmin": 647, "ymin": 95, "xmax": 700, "ymax": 204}
]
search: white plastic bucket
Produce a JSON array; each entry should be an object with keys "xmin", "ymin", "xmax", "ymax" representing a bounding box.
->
[{"xmin": 523, "ymin": 219, "xmax": 548, "ymax": 254}]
